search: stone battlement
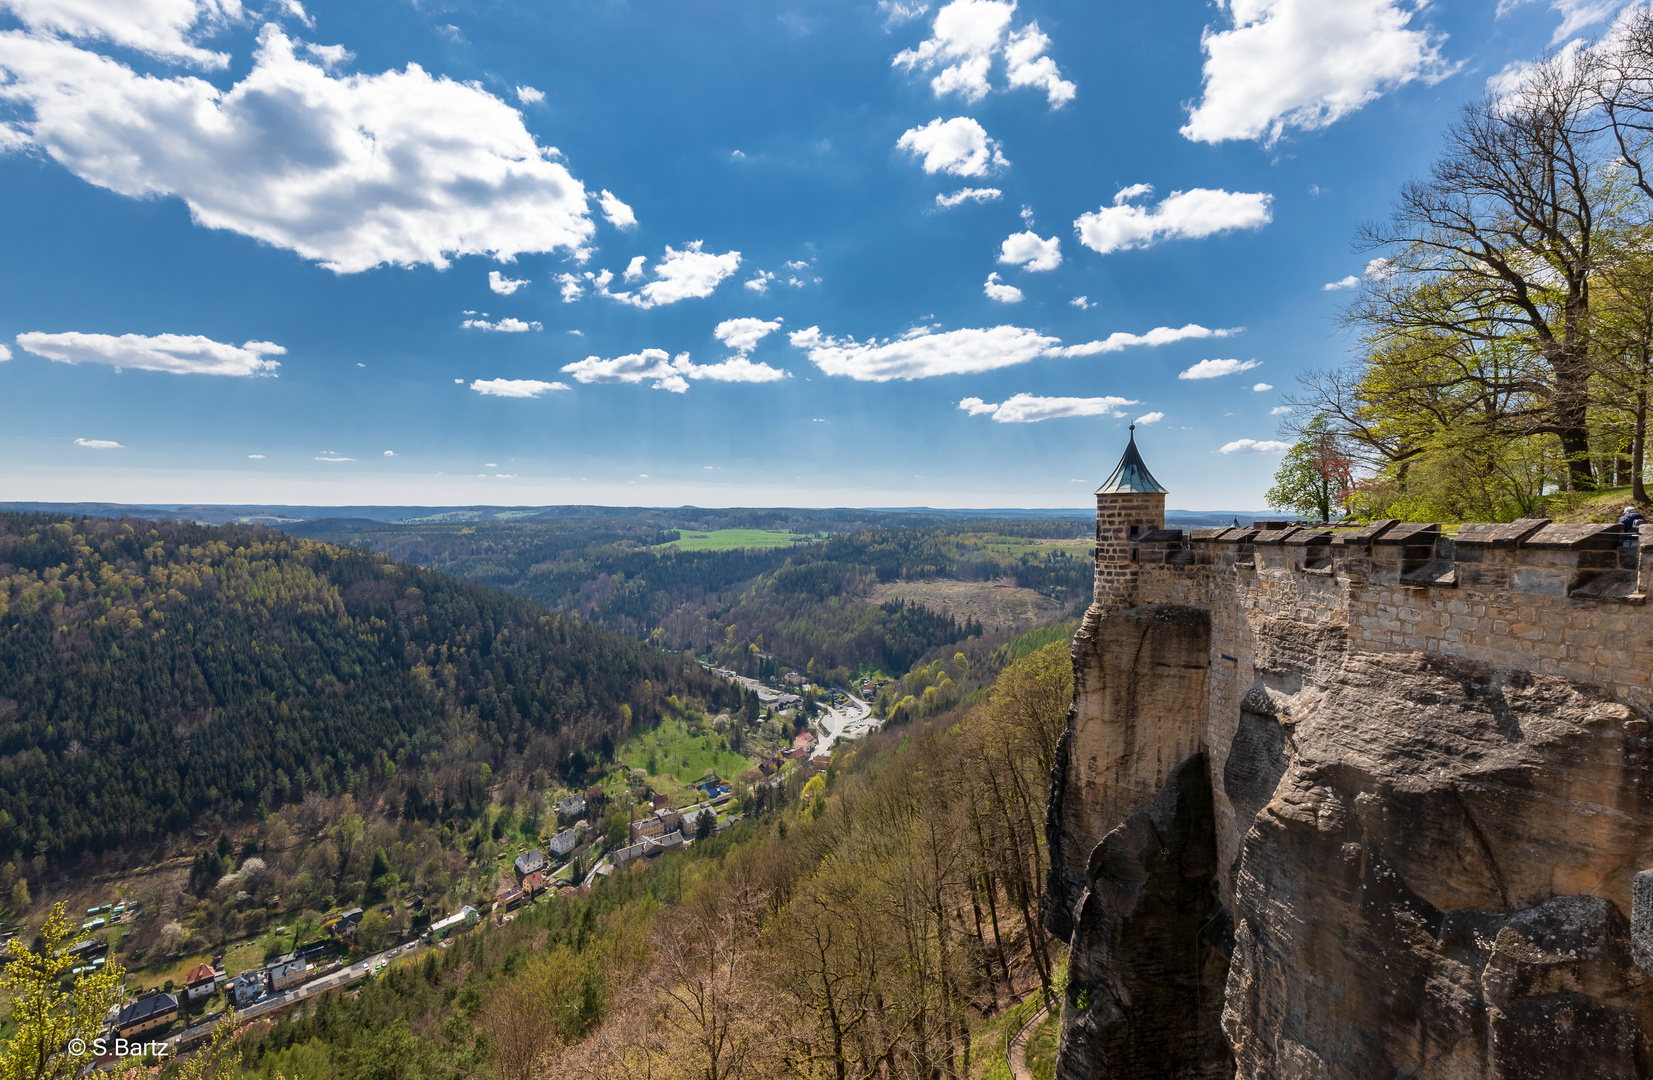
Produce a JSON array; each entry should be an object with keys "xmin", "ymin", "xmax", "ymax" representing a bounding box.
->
[{"xmin": 1113, "ymin": 516, "xmax": 1653, "ymax": 707}]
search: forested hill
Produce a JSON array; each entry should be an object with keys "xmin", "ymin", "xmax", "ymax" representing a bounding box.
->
[{"xmin": 0, "ymin": 513, "xmax": 709, "ymax": 866}]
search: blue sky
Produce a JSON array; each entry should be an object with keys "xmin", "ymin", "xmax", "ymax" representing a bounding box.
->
[{"xmin": 0, "ymin": 0, "xmax": 1613, "ymax": 510}]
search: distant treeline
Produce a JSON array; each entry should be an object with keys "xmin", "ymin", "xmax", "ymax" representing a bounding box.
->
[{"xmin": 0, "ymin": 513, "xmax": 716, "ymax": 865}]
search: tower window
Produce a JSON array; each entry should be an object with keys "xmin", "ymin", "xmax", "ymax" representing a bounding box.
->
[{"xmin": 1128, "ymin": 525, "xmax": 1141, "ymax": 538}]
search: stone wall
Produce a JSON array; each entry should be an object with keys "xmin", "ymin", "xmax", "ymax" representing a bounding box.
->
[
  {"xmin": 1092, "ymin": 492, "xmax": 1167, "ymax": 611},
  {"xmin": 1045, "ymin": 513, "xmax": 1653, "ymax": 1080}
]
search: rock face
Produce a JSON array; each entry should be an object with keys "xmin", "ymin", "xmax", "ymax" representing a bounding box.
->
[{"xmin": 1047, "ymin": 602, "xmax": 1653, "ymax": 1079}]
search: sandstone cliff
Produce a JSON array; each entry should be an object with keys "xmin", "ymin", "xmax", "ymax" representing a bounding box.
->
[{"xmin": 1045, "ymin": 521, "xmax": 1653, "ymax": 1079}]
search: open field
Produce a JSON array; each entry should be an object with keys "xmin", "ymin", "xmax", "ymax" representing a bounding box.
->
[
  {"xmin": 617, "ymin": 717, "xmax": 756, "ymax": 792},
  {"xmin": 869, "ymin": 577, "xmax": 1066, "ymax": 633},
  {"xmin": 973, "ymin": 537, "xmax": 1093, "ymax": 559},
  {"xmin": 657, "ymin": 528, "xmax": 817, "ymax": 551}
]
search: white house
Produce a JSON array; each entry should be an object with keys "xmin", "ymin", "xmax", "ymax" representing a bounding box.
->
[{"xmin": 548, "ymin": 828, "xmax": 578, "ymax": 856}]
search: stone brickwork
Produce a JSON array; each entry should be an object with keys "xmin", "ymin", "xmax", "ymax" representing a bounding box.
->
[{"xmin": 1093, "ymin": 491, "xmax": 1166, "ymax": 611}]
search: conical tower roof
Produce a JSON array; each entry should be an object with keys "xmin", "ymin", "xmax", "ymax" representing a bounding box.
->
[{"xmin": 1096, "ymin": 425, "xmax": 1167, "ymax": 495}]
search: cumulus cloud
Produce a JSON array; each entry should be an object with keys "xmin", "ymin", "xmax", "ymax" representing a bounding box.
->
[
  {"xmin": 17, "ymin": 330, "xmax": 283, "ymax": 375},
  {"xmin": 1179, "ymin": 358, "xmax": 1263, "ymax": 379},
  {"xmin": 1052, "ymin": 323, "xmax": 1238, "ymax": 357},
  {"xmin": 959, "ymin": 393, "xmax": 1138, "ymax": 423},
  {"xmin": 624, "ymin": 256, "xmax": 647, "ymax": 281},
  {"xmin": 598, "ymin": 189, "xmax": 637, "ymax": 229},
  {"xmin": 1070, "ymin": 296, "xmax": 1089, "ymax": 309},
  {"xmin": 470, "ymin": 378, "xmax": 569, "ymax": 398},
  {"xmin": 788, "ymin": 320, "xmax": 1241, "ymax": 381},
  {"xmin": 1219, "ymin": 438, "xmax": 1291, "ymax": 454},
  {"xmin": 745, "ymin": 271, "xmax": 775, "ymax": 293},
  {"xmin": 600, "ymin": 242, "xmax": 741, "ymax": 309},
  {"xmin": 1323, "ymin": 256, "xmax": 1395, "ymax": 290},
  {"xmin": 896, "ymin": 116, "xmax": 1007, "ymax": 176},
  {"xmin": 555, "ymin": 273, "xmax": 584, "ymax": 302},
  {"xmin": 1494, "ymin": 0, "xmax": 1618, "ymax": 46},
  {"xmin": 383, "ymin": 449, "xmax": 395, "ymax": 455},
  {"xmin": 880, "ymin": 0, "xmax": 930, "ymax": 25},
  {"xmin": 461, "ymin": 317, "xmax": 541, "ymax": 332},
  {"xmin": 0, "ymin": 25, "xmax": 597, "ymax": 273},
  {"xmin": 714, "ymin": 317, "xmax": 784, "ymax": 354},
  {"xmin": 1271, "ymin": 404, "xmax": 1294, "ymax": 414},
  {"xmin": 983, "ymin": 272, "xmax": 1023, "ymax": 303},
  {"xmin": 1075, "ymin": 186, "xmax": 1273, "ymax": 255},
  {"xmin": 0, "ymin": 0, "xmax": 243, "ymax": 67},
  {"xmin": 1181, "ymin": 0, "xmax": 1451, "ymax": 146},
  {"xmin": 0, "ymin": 344, "xmax": 10, "ymax": 360},
  {"xmin": 894, "ymin": 0, "xmax": 1075, "ymax": 106},
  {"xmin": 560, "ymin": 349, "xmax": 787, "ymax": 393},
  {"xmin": 998, "ymin": 230, "xmax": 1061, "ymax": 271},
  {"xmin": 74, "ymin": 437, "xmax": 122, "ymax": 448},
  {"xmin": 1252, "ymin": 382, "xmax": 1273, "ymax": 391},
  {"xmin": 1135, "ymin": 411, "xmax": 1164, "ymax": 425},
  {"xmin": 489, "ymin": 270, "xmax": 529, "ymax": 295},
  {"xmin": 1323, "ymin": 275, "xmax": 1361, "ymax": 290},
  {"xmin": 936, "ymin": 186, "xmax": 1001, "ymax": 208},
  {"xmin": 515, "ymin": 84, "xmax": 544, "ymax": 103},
  {"xmin": 247, "ymin": 453, "xmax": 265, "ymax": 458}
]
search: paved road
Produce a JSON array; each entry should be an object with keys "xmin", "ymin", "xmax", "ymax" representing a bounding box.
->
[{"xmin": 816, "ymin": 692, "xmax": 877, "ymax": 753}]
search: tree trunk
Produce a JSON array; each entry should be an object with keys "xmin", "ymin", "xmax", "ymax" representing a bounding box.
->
[{"xmin": 1635, "ymin": 390, "xmax": 1649, "ymax": 505}]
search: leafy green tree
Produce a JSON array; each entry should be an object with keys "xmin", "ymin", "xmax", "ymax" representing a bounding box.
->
[
  {"xmin": 0, "ymin": 903, "xmax": 123, "ymax": 1080},
  {"xmin": 1267, "ymin": 422, "xmax": 1355, "ymax": 521},
  {"xmin": 8, "ymin": 878, "xmax": 27, "ymax": 913}
]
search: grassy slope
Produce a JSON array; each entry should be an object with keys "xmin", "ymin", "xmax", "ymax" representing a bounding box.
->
[{"xmin": 657, "ymin": 528, "xmax": 815, "ymax": 551}]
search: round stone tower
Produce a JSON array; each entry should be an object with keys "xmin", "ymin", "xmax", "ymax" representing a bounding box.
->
[{"xmin": 1092, "ymin": 425, "xmax": 1167, "ymax": 611}]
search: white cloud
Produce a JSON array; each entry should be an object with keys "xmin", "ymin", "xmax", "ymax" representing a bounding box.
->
[
  {"xmin": 1053, "ymin": 323, "xmax": 1238, "ymax": 357},
  {"xmin": 461, "ymin": 317, "xmax": 541, "ymax": 332},
  {"xmin": 959, "ymin": 393, "xmax": 1138, "ymax": 423},
  {"xmin": 936, "ymin": 186, "xmax": 1001, "ymax": 208},
  {"xmin": 598, "ymin": 189, "xmax": 637, "ymax": 229},
  {"xmin": 601, "ymin": 242, "xmax": 741, "ymax": 309},
  {"xmin": 1324, "ymin": 256, "xmax": 1396, "ymax": 290},
  {"xmin": 560, "ymin": 349, "xmax": 787, "ymax": 393},
  {"xmin": 983, "ymin": 272, "xmax": 1023, "ymax": 303},
  {"xmin": 745, "ymin": 270, "xmax": 775, "ymax": 293},
  {"xmin": 247, "ymin": 453, "xmax": 264, "ymax": 458},
  {"xmin": 880, "ymin": 0, "xmax": 930, "ymax": 25},
  {"xmin": 998, "ymin": 230, "xmax": 1061, "ymax": 271},
  {"xmin": 624, "ymin": 255, "xmax": 647, "ymax": 281},
  {"xmin": 0, "ymin": 26, "xmax": 597, "ymax": 273},
  {"xmin": 1112, "ymin": 182, "xmax": 1154, "ymax": 204},
  {"xmin": 315, "ymin": 454, "xmax": 354, "ymax": 461},
  {"xmin": 489, "ymin": 270, "xmax": 529, "ymax": 295},
  {"xmin": 74, "ymin": 437, "xmax": 122, "ymax": 448},
  {"xmin": 1252, "ymin": 382, "xmax": 1273, "ymax": 391},
  {"xmin": 791, "ymin": 320, "xmax": 1239, "ymax": 381},
  {"xmin": 1070, "ymin": 296, "xmax": 1089, "ymax": 309},
  {"xmin": 1271, "ymin": 405, "xmax": 1294, "ymax": 414},
  {"xmin": 1496, "ymin": 0, "xmax": 1620, "ymax": 45},
  {"xmin": 567, "ymin": 329, "xmax": 582, "ymax": 336},
  {"xmin": 1219, "ymin": 438, "xmax": 1291, "ymax": 454},
  {"xmin": 17, "ymin": 330, "xmax": 283, "ymax": 375},
  {"xmin": 383, "ymin": 450, "xmax": 395, "ymax": 456},
  {"xmin": 894, "ymin": 0, "xmax": 1075, "ymax": 106},
  {"xmin": 1075, "ymin": 186, "xmax": 1273, "ymax": 255},
  {"xmin": 1135, "ymin": 411, "xmax": 1164, "ymax": 425},
  {"xmin": 0, "ymin": 0, "xmax": 243, "ymax": 67},
  {"xmin": 1179, "ymin": 358, "xmax": 1263, "ymax": 380},
  {"xmin": 896, "ymin": 116, "xmax": 1007, "ymax": 177},
  {"xmin": 515, "ymin": 84, "xmax": 544, "ymax": 103},
  {"xmin": 470, "ymin": 378, "xmax": 569, "ymax": 398},
  {"xmin": 0, "ymin": 343, "xmax": 10, "ymax": 360},
  {"xmin": 1322, "ymin": 275, "xmax": 1360, "ymax": 290},
  {"xmin": 555, "ymin": 273, "xmax": 584, "ymax": 302},
  {"xmin": 714, "ymin": 317, "xmax": 784, "ymax": 354},
  {"xmin": 1181, "ymin": 0, "xmax": 1450, "ymax": 146}
]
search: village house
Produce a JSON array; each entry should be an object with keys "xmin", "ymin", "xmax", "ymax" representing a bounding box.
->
[
  {"xmin": 555, "ymin": 794, "xmax": 586, "ymax": 819},
  {"xmin": 115, "ymin": 993, "xmax": 178, "ymax": 1038},
  {"xmin": 682, "ymin": 807, "xmax": 717, "ymax": 835},
  {"xmin": 183, "ymin": 963, "xmax": 218, "ymax": 1002},
  {"xmin": 268, "ymin": 957, "xmax": 309, "ymax": 992},
  {"xmin": 514, "ymin": 849, "xmax": 547, "ymax": 876},
  {"xmin": 521, "ymin": 870, "xmax": 547, "ymax": 896},
  {"xmin": 548, "ymin": 827, "xmax": 578, "ymax": 856},
  {"xmin": 499, "ymin": 887, "xmax": 526, "ymax": 911},
  {"xmin": 329, "ymin": 908, "xmax": 364, "ymax": 937},
  {"xmin": 427, "ymin": 905, "xmax": 480, "ymax": 942},
  {"xmin": 229, "ymin": 970, "xmax": 268, "ymax": 1007}
]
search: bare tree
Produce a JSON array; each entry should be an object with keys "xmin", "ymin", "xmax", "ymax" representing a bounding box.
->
[{"xmin": 1353, "ymin": 52, "xmax": 1606, "ymax": 489}]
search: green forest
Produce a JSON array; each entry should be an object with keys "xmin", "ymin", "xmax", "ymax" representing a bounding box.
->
[{"xmin": 0, "ymin": 512, "xmax": 719, "ymax": 866}]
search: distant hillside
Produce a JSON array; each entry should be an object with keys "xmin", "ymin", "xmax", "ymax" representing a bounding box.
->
[{"xmin": 0, "ymin": 512, "xmax": 712, "ymax": 865}]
